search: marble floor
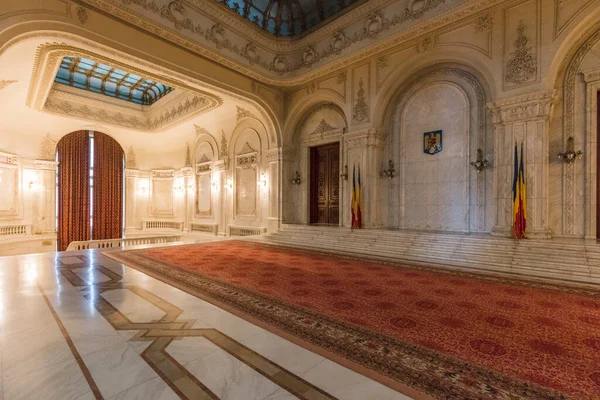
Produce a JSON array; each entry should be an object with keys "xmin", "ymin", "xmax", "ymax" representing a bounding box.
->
[{"xmin": 0, "ymin": 247, "xmax": 412, "ymax": 400}]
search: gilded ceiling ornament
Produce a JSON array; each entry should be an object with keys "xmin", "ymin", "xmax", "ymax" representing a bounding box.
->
[
  {"xmin": 126, "ymin": 146, "xmax": 137, "ymax": 169},
  {"xmin": 505, "ymin": 21, "xmax": 537, "ymax": 85},
  {"xmin": 162, "ymin": 1, "xmax": 195, "ymax": 32},
  {"xmin": 331, "ymin": 32, "xmax": 347, "ymax": 55},
  {"xmin": 220, "ymin": 130, "xmax": 228, "ymax": 158},
  {"xmin": 0, "ymin": 80, "xmax": 17, "ymax": 91},
  {"xmin": 353, "ymin": 78, "xmax": 369, "ymax": 123},
  {"xmin": 302, "ymin": 47, "xmax": 318, "ymax": 67},
  {"xmin": 272, "ymin": 55, "xmax": 290, "ymax": 74},
  {"xmin": 474, "ymin": 14, "xmax": 493, "ymax": 33},
  {"xmin": 185, "ymin": 143, "xmax": 192, "ymax": 167},
  {"xmin": 241, "ymin": 42, "xmax": 261, "ymax": 66},
  {"xmin": 39, "ymin": 133, "xmax": 57, "ymax": 160},
  {"xmin": 236, "ymin": 106, "xmax": 255, "ymax": 121},
  {"xmin": 366, "ymin": 14, "xmax": 383, "ymax": 36},
  {"xmin": 76, "ymin": 7, "xmax": 89, "ymax": 24}
]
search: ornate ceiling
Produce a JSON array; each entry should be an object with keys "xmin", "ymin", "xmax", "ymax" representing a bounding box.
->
[
  {"xmin": 216, "ymin": 0, "xmax": 363, "ymax": 37},
  {"xmin": 55, "ymin": 57, "xmax": 174, "ymax": 106}
]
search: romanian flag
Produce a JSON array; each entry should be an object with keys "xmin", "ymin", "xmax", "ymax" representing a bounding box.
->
[
  {"xmin": 513, "ymin": 144, "xmax": 527, "ymax": 239},
  {"xmin": 356, "ymin": 165, "xmax": 362, "ymax": 229},
  {"xmin": 351, "ymin": 165, "xmax": 356, "ymax": 228},
  {"xmin": 351, "ymin": 165, "xmax": 363, "ymax": 229}
]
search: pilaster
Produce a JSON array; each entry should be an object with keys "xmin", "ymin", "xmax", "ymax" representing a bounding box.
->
[
  {"xmin": 344, "ymin": 128, "xmax": 386, "ymax": 228},
  {"xmin": 487, "ymin": 91, "xmax": 555, "ymax": 239}
]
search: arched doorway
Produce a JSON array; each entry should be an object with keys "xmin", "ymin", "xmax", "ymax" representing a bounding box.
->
[{"xmin": 56, "ymin": 130, "xmax": 124, "ymax": 251}]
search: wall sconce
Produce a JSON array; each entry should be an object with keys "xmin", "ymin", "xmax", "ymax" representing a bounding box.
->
[
  {"xmin": 291, "ymin": 171, "xmax": 301, "ymax": 185},
  {"xmin": 259, "ymin": 173, "xmax": 268, "ymax": 187},
  {"xmin": 558, "ymin": 137, "xmax": 583, "ymax": 164},
  {"xmin": 382, "ymin": 160, "xmax": 395, "ymax": 179},
  {"xmin": 27, "ymin": 180, "xmax": 38, "ymax": 191},
  {"xmin": 470, "ymin": 148, "xmax": 489, "ymax": 173},
  {"xmin": 227, "ymin": 177, "xmax": 233, "ymax": 190},
  {"xmin": 339, "ymin": 165, "xmax": 348, "ymax": 181}
]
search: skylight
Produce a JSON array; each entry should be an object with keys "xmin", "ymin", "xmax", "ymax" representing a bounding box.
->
[
  {"xmin": 54, "ymin": 57, "xmax": 174, "ymax": 106},
  {"xmin": 217, "ymin": 0, "xmax": 362, "ymax": 37}
]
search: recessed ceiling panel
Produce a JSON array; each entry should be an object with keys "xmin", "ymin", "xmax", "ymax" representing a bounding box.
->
[
  {"xmin": 54, "ymin": 57, "xmax": 174, "ymax": 106},
  {"xmin": 217, "ymin": 0, "xmax": 362, "ymax": 37}
]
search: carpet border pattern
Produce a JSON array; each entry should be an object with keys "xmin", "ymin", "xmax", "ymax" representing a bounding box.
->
[{"xmin": 105, "ymin": 242, "xmax": 578, "ymax": 400}]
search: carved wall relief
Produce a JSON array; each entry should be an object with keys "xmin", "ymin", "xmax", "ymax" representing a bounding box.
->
[
  {"xmin": 503, "ymin": 1, "xmax": 539, "ymax": 89},
  {"xmin": 352, "ymin": 64, "xmax": 371, "ymax": 124}
]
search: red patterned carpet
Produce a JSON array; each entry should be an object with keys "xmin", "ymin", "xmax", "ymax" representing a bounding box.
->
[{"xmin": 107, "ymin": 241, "xmax": 600, "ymax": 399}]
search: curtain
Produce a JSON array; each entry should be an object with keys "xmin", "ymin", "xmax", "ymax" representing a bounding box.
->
[
  {"xmin": 92, "ymin": 132, "xmax": 123, "ymax": 241},
  {"xmin": 57, "ymin": 131, "xmax": 90, "ymax": 251}
]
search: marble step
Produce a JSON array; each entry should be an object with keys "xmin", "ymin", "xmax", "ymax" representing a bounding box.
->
[
  {"xmin": 268, "ymin": 233, "xmax": 597, "ymax": 265},
  {"xmin": 260, "ymin": 233, "xmax": 600, "ymax": 283},
  {"xmin": 255, "ymin": 237, "xmax": 600, "ymax": 286},
  {"xmin": 273, "ymin": 229, "xmax": 600, "ymax": 256}
]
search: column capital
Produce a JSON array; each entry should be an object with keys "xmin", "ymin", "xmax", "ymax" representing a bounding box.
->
[
  {"xmin": 265, "ymin": 147, "xmax": 283, "ymax": 163},
  {"xmin": 487, "ymin": 91, "xmax": 556, "ymax": 125},
  {"xmin": 344, "ymin": 128, "xmax": 386, "ymax": 149},
  {"xmin": 125, "ymin": 168, "xmax": 139, "ymax": 177},
  {"xmin": 21, "ymin": 158, "xmax": 58, "ymax": 171}
]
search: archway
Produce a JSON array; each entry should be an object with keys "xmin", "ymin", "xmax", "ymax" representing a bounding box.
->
[
  {"xmin": 56, "ymin": 130, "xmax": 124, "ymax": 250},
  {"xmin": 384, "ymin": 64, "xmax": 491, "ymax": 233}
]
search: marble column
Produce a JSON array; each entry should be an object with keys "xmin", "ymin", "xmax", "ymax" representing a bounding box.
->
[
  {"xmin": 180, "ymin": 167, "xmax": 193, "ymax": 231},
  {"xmin": 23, "ymin": 159, "xmax": 58, "ymax": 235},
  {"xmin": 344, "ymin": 128, "xmax": 385, "ymax": 228},
  {"xmin": 124, "ymin": 169, "xmax": 138, "ymax": 232},
  {"xmin": 487, "ymin": 91, "xmax": 555, "ymax": 239},
  {"xmin": 265, "ymin": 148, "xmax": 282, "ymax": 232},
  {"xmin": 214, "ymin": 158, "xmax": 229, "ymax": 236}
]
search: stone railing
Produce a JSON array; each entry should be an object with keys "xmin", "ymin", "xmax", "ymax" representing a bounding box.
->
[
  {"xmin": 0, "ymin": 224, "xmax": 32, "ymax": 237},
  {"xmin": 190, "ymin": 222, "xmax": 218, "ymax": 235},
  {"xmin": 66, "ymin": 235, "xmax": 182, "ymax": 251},
  {"xmin": 142, "ymin": 220, "xmax": 184, "ymax": 231},
  {"xmin": 228, "ymin": 226, "xmax": 267, "ymax": 237}
]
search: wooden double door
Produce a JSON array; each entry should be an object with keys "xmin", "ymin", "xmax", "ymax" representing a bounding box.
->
[{"xmin": 310, "ymin": 143, "xmax": 340, "ymax": 225}]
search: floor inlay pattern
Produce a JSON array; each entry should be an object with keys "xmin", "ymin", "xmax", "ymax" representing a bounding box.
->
[{"xmin": 52, "ymin": 253, "xmax": 336, "ymax": 400}]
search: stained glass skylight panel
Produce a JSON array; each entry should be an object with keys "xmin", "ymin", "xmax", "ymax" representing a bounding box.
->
[
  {"xmin": 217, "ymin": 0, "xmax": 362, "ymax": 37},
  {"xmin": 54, "ymin": 57, "xmax": 173, "ymax": 106}
]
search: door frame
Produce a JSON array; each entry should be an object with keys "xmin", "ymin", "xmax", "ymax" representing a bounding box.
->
[
  {"xmin": 300, "ymin": 129, "xmax": 345, "ymax": 226},
  {"xmin": 309, "ymin": 142, "xmax": 341, "ymax": 225}
]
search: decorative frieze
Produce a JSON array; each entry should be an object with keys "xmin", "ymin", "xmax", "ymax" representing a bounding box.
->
[
  {"xmin": 125, "ymin": 169, "xmax": 140, "ymax": 178},
  {"xmin": 236, "ymin": 106, "xmax": 256, "ymax": 121}
]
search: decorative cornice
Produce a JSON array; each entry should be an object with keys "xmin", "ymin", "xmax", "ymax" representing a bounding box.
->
[
  {"xmin": 311, "ymin": 119, "xmax": 337, "ymax": 135},
  {"xmin": 236, "ymin": 106, "xmax": 257, "ymax": 120},
  {"xmin": 265, "ymin": 147, "xmax": 282, "ymax": 162},
  {"xmin": 487, "ymin": 91, "xmax": 556, "ymax": 125},
  {"xmin": 76, "ymin": 0, "xmax": 510, "ymax": 86}
]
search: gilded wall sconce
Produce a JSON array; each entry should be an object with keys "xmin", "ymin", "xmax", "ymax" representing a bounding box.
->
[
  {"xmin": 557, "ymin": 137, "xmax": 583, "ymax": 164},
  {"xmin": 382, "ymin": 159, "xmax": 395, "ymax": 179},
  {"xmin": 470, "ymin": 148, "xmax": 489, "ymax": 173},
  {"xmin": 291, "ymin": 171, "xmax": 301, "ymax": 185},
  {"xmin": 340, "ymin": 165, "xmax": 348, "ymax": 180}
]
